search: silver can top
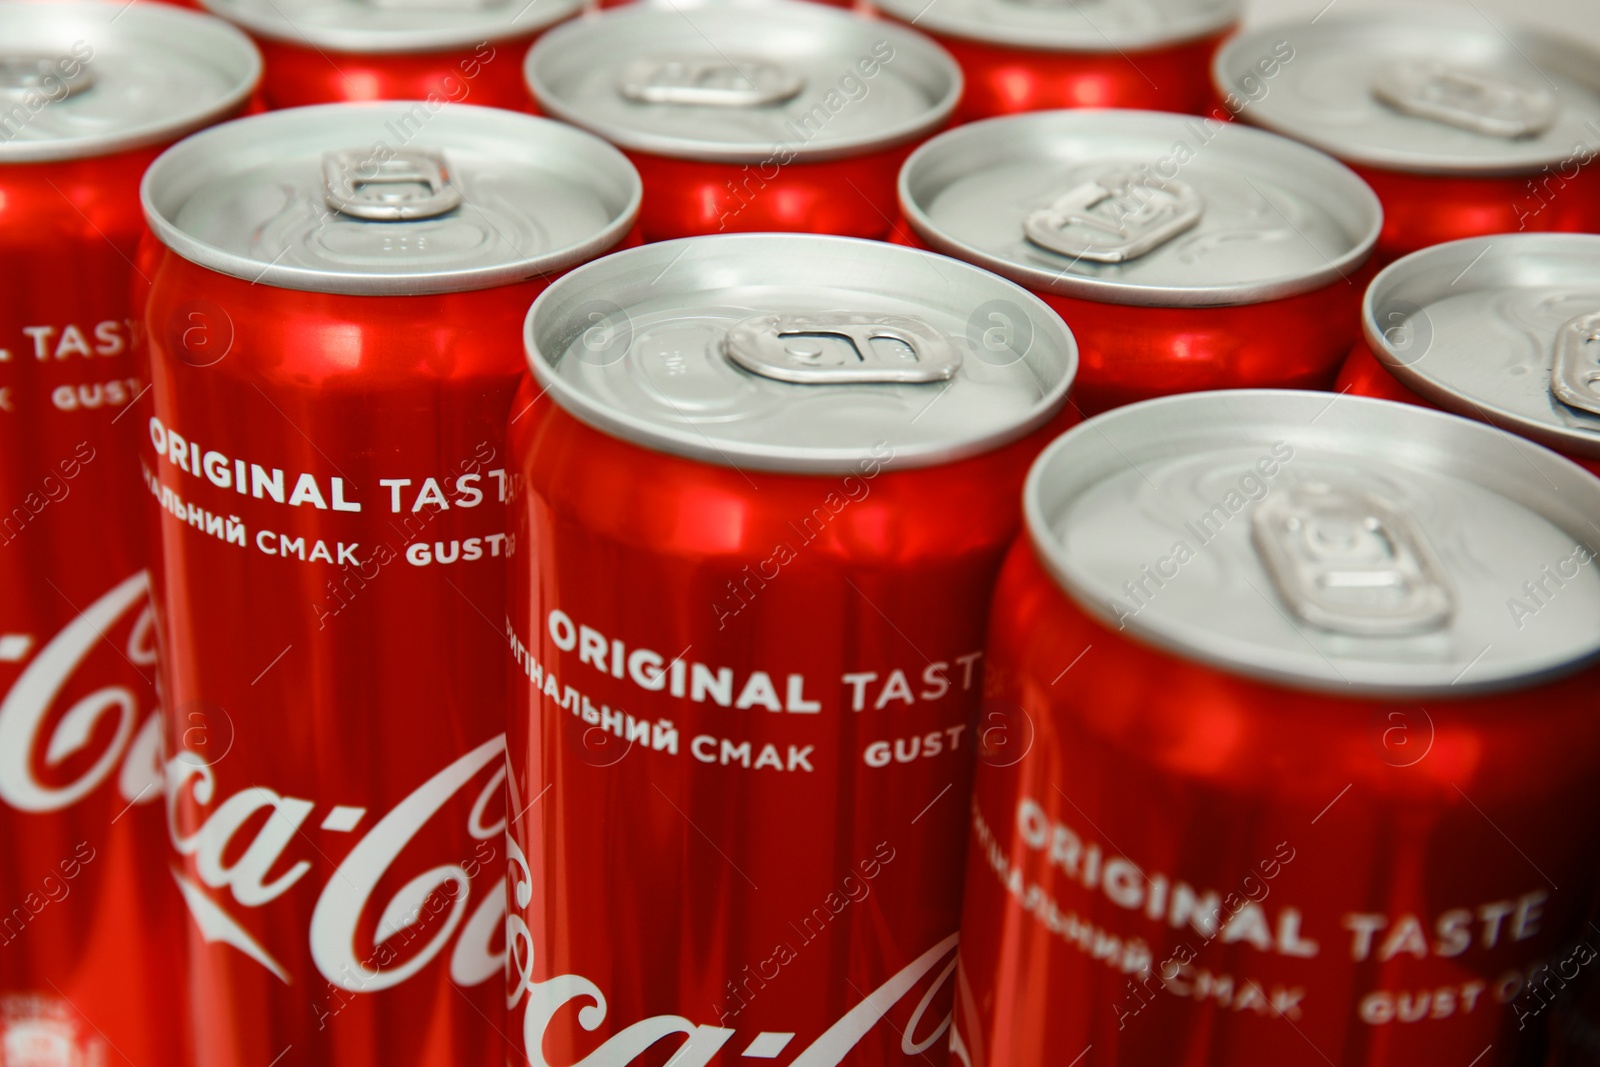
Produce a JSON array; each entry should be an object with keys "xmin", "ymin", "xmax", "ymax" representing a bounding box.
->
[
  {"xmin": 525, "ymin": 234, "xmax": 1077, "ymax": 473},
  {"xmin": 1365, "ymin": 234, "xmax": 1600, "ymax": 461},
  {"xmin": 872, "ymin": 0, "xmax": 1238, "ymax": 52},
  {"xmin": 524, "ymin": 1, "xmax": 961, "ymax": 164},
  {"xmin": 0, "ymin": 1, "xmax": 260, "ymax": 164},
  {"xmin": 1215, "ymin": 9, "xmax": 1600, "ymax": 176},
  {"xmin": 1027, "ymin": 390, "xmax": 1600, "ymax": 695},
  {"xmin": 200, "ymin": 0, "xmax": 578, "ymax": 54},
  {"xmin": 142, "ymin": 103, "xmax": 641, "ymax": 297},
  {"xmin": 899, "ymin": 110, "xmax": 1381, "ymax": 308}
]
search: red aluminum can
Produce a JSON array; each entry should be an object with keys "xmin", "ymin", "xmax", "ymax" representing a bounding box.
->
[
  {"xmin": 896, "ymin": 109, "xmax": 1381, "ymax": 414},
  {"xmin": 1216, "ymin": 9, "xmax": 1600, "ymax": 264},
  {"xmin": 505, "ymin": 233, "xmax": 1077, "ymax": 1067},
  {"xmin": 872, "ymin": 0, "xmax": 1236, "ymax": 122},
  {"xmin": 954, "ymin": 388, "xmax": 1600, "ymax": 1067},
  {"xmin": 524, "ymin": 1, "xmax": 960, "ymax": 241},
  {"xmin": 1335, "ymin": 233, "xmax": 1600, "ymax": 479},
  {"xmin": 0, "ymin": 5, "xmax": 256, "ymax": 1066},
  {"xmin": 201, "ymin": 0, "xmax": 579, "ymax": 110},
  {"xmin": 137, "ymin": 103, "xmax": 639, "ymax": 1067}
]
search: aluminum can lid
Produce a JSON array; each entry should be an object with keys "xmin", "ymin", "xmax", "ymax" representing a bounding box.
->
[
  {"xmin": 200, "ymin": 0, "xmax": 578, "ymax": 54},
  {"xmin": 1365, "ymin": 234, "xmax": 1600, "ymax": 460},
  {"xmin": 524, "ymin": 0, "xmax": 961, "ymax": 165},
  {"xmin": 142, "ymin": 102, "xmax": 641, "ymax": 296},
  {"xmin": 899, "ymin": 110, "xmax": 1380, "ymax": 308},
  {"xmin": 0, "ymin": 1, "xmax": 260, "ymax": 164},
  {"xmin": 873, "ymin": 0, "xmax": 1237, "ymax": 52},
  {"xmin": 525, "ymin": 233, "xmax": 1077, "ymax": 473},
  {"xmin": 1026, "ymin": 389, "xmax": 1600, "ymax": 694},
  {"xmin": 1215, "ymin": 9, "xmax": 1600, "ymax": 176}
]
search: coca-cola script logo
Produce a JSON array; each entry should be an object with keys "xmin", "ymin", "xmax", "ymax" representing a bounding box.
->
[
  {"xmin": 164, "ymin": 734, "xmax": 508, "ymax": 992},
  {"xmin": 505, "ymin": 842, "xmax": 959, "ymax": 1067},
  {"xmin": 0, "ymin": 572, "xmax": 164, "ymax": 815}
]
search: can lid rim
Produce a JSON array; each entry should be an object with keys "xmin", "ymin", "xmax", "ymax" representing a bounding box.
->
[
  {"xmin": 1213, "ymin": 10, "xmax": 1600, "ymax": 176},
  {"xmin": 139, "ymin": 103, "xmax": 643, "ymax": 297},
  {"xmin": 524, "ymin": 234, "xmax": 1078, "ymax": 474},
  {"xmin": 197, "ymin": 0, "xmax": 580, "ymax": 54},
  {"xmin": 898, "ymin": 110, "xmax": 1383, "ymax": 308},
  {"xmin": 1025, "ymin": 389, "xmax": 1600, "ymax": 695},
  {"xmin": 872, "ymin": 0, "xmax": 1240, "ymax": 52},
  {"xmin": 0, "ymin": 2, "xmax": 262, "ymax": 164},
  {"xmin": 1364, "ymin": 233, "xmax": 1600, "ymax": 458},
  {"xmin": 523, "ymin": 5, "xmax": 963, "ymax": 165}
]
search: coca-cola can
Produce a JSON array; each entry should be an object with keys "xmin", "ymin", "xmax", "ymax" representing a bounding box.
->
[
  {"xmin": 1215, "ymin": 9, "xmax": 1600, "ymax": 264},
  {"xmin": 953, "ymin": 389, "xmax": 1600, "ymax": 1067},
  {"xmin": 505, "ymin": 233, "xmax": 1077, "ymax": 1067},
  {"xmin": 201, "ymin": 0, "xmax": 580, "ymax": 110},
  {"xmin": 137, "ymin": 103, "xmax": 639, "ymax": 1067},
  {"xmin": 1337, "ymin": 234, "xmax": 1600, "ymax": 479},
  {"xmin": 0, "ymin": 5, "xmax": 256, "ymax": 1066},
  {"xmin": 524, "ymin": 1, "xmax": 960, "ymax": 241},
  {"xmin": 896, "ymin": 110, "xmax": 1381, "ymax": 413},
  {"xmin": 872, "ymin": 0, "xmax": 1237, "ymax": 122}
]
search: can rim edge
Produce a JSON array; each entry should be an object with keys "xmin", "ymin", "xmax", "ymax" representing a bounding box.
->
[
  {"xmin": 0, "ymin": 3, "xmax": 263, "ymax": 164},
  {"xmin": 1212, "ymin": 11, "xmax": 1600, "ymax": 177},
  {"xmin": 523, "ymin": 234, "xmax": 1080, "ymax": 474},
  {"xmin": 197, "ymin": 0, "xmax": 581, "ymax": 54},
  {"xmin": 1362, "ymin": 233, "xmax": 1600, "ymax": 460},
  {"xmin": 1023, "ymin": 388, "xmax": 1600, "ymax": 696},
  {"xmin": 871, "ymin": 0, "xmax": 1241, "ymax": 53},
  {"xmin": 138, "ymin": 103, "xmax": 645, "ymax": 297},
  {"xmin": 897, "ymin": 110, "xmax": 1383, "ymax": 308},
  {"xmin": 523, "ymin": 5, "xmax": 963, "ymax": 166}
]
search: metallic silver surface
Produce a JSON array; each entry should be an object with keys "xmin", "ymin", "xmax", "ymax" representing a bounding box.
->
[
  {"xmin": 525, "ymin": 1, "xmax": 961, "ymax": 164},
  {"xmin": 321, "ymin": 147, "xmax": 462, "ymax": 221},
  {"xmin": 1363, "ymin": 234, "xmax": 1600, "ymax": 459},
  {"xmin": 1250, "ymin": 481, "xmax": 1456, "ymax": 637},
  {"xmin": 143, "ymin": 103, "xmax": 642, "ymax": 296},
  {"xmin": 722, "ymin": 314, "xmax": 962, "ymax": 385},
  {"xmin": 872, "ymin": 0, "xmax": 1239, "ymax": 52},
  {"xmin": 1216, "ymin": 9, "xmax": 1600, "ymax": 175},
  {"xmin": 201, "ymin": 0, "xmax": 577, "ymax": 54},
  {"xmin": 0, "ymin": 1, "xmax": 259, "ymax": 164},
  {"xmin": 899, "ymin": 109, "xmax": 1380, "ymax": 307},
  {"xmin": 525, "ymin": 234, "xmax": 1077, "ymax": 473},
  {"xmin": 1020, "ymin": 173, "xmax": 1203, "ymax": 263},
  {"xmin": 1026, "ymin": 389, "xmax": 1600, "ymax": 694}
]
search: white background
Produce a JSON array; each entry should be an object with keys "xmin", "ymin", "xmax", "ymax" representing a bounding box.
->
[{"xmin": 1242, "ymin": 0, "xmax": 1600, "ymax": 48}]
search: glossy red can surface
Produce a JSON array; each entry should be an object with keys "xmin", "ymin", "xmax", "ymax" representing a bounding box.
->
[
  {"xmin": 954, "ymin": 539, "xmax": 1600, "ymax": 1067},
  {"xmin": 505, "ymin": 393, "xmax": 1071, "ymax": 1067},
  {"xmin": 629, "ymin": 146, "xmax": 911, "ymax": 241},
  {"xmin": 910, "ymin": 29, "xmax": 1228, "ymax": 122},
  {"xmin": 251, "ymin": 35, "xmax": 540, "ymax": 111},
  {"xmin": 140, "ymin": 251, "xmax": 544, "ymax": 1067},
  {"xmin": 1336, "ymin": 342, "xmax": 1600, "ymax": 479},
  {"xmin": 1036, "ymin": 280, "xmax": 1367, "ymax": 414},
  {"xmin": 1352, "ymin": 163, "xmax": 1600, "ymax": 265},
  {"xmin": 0, "ymin": 147, "xmax": 186, "ymax": 1067}
]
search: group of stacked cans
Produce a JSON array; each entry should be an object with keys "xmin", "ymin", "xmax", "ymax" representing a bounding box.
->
[{"xmin": 5, "ymin": 0, "xmax": 1600, "ymax": 1064}]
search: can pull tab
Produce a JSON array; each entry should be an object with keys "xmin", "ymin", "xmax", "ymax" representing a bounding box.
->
[
  {"xmin": 1251, "ymin": 481, "xmax": 1455, "ymax": 637},
  {"xmin": 1023, "ymin": 173, "xmax": 1202, "ymax": 264},
  {"xmin": 0, "ymin": 54, "xmax": 94, "ymax": 100},
  {"xmin": 1371, "ymin": 61, "xmax": 1559, "ymax": 139},
  {"xmin": 619, "ymin": 57, "xmax": 804, "ymax": 108},
  {"xmin": 322, "ymin": 149, "xmax": 463, "ymax": 222},
  {"xmin": 1551, "ymin": 312, "xmax": 1600, "ymax": 417},
  {"xmin": 723, "ymin": 314, "xmax": 961, "ymax": 385}
]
